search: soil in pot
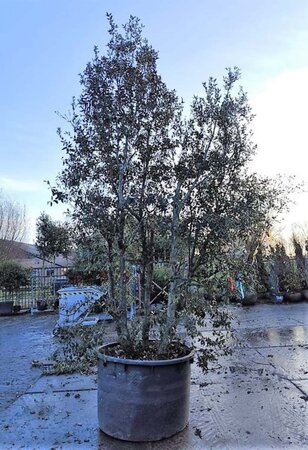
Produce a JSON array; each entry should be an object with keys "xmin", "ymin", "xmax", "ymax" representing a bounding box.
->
[
  {"xmin": 104, "ymin": 340, "xmax": 190, "ymax": 360},
  {"xmin": 97, "ymin": 342, "xmax": 194, "ymax": 442}
]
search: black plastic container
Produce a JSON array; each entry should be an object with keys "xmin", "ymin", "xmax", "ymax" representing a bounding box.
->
[
  {"xmin": 0, "ymin": 300, "xmax": 13, "ymax": 315},
  {"xmin": 97, "ymin": 343, "xmax": 194, "ymax": 442}
]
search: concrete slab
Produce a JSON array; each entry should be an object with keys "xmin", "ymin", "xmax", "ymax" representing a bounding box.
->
[
  {"xmin": 0, "ymin": 389, "xmax": 100, "ymax": 450},
  {"xmin": 0, "ymin": 389, "xmax": 203, "ymax": 450},
  {"xmin": 192, "ymin": 347, "xmax": 274, "ymax": 386},
  {"xmin": 292, "ymin": 379, "xmax": 308, "ymax": 396},
  {"xmin": 1, "ymin": 303, "xmax": 308, "ymax": 448},
  {"xmin": 27, "ymin": 374, "xmax": 97, "ymax": 394},
  {"xmin": 257, "ymin": 346, "xmax": 308, "ymax": 380},
  {"xmin": 189, "ymin": 378, "xmax": 307, "ymax": 449},
  {"xmin": 230, "ymin": 303, "xmax": 308, "ymax": 328},
  {"xmin": 237, "ymin": 325, "xmax": 308, "ymax": 348},
  {"xmin": 0, "ymin": 313, "xmax": 57, "ymax": 411},
  {"xmin": 0, "ymin": 371, "xmax": 306, "ymax": 449}
]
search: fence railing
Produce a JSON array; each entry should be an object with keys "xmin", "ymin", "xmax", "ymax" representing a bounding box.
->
[{"xmin": 0, "ymin": 266, "xmax": 69, "ymax": 309}]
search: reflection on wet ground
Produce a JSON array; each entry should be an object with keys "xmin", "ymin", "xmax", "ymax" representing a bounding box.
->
[
  {"xmin": 238, "ymin": 325, "xmax": 308, "ymax": 348},
  {"xmin": 0, "ymin": 313, "xmax": 57, "ymax": 411},
  {"xmin": 0, "ymin": 303, "xmax": 307, "ymax": 449}
]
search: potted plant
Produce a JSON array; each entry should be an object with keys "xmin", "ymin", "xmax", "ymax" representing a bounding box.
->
[
  {"xmin": 256, "ymin": 247, "xmax": 284, "ymax": 303},
  {"xmin": 292, "ymin": 236, "xmax": 308, "ymax": 301},
  {"xmin": 50, "ymin": 15, "xmax": 293, "ymax": 442},
  {"xmin": 227, "ymin": 247, "xmax": 258, "ymax": 306},
  {"xmin": 0, "ymin": 261, "xmax": 30, "ymax": 315},
  {"xmin": 0, "ymin": 299, "xmax": 14, "ymax": 315},
  {"xmin": 279, "ymin": 269, "xmax": 302, "ymax": 302},
  {"xmin": 36, "ymin": 299, "xmax": 48, "ymax": 311},
  {"xmin": 240, "ymin": 267, "xmax": 259, "ymax": 306},
  {"xmin": 13, "ymin": 304, "xmax": 21, "ymax": 313},
  {"xmin": 267, "ymin": 242, "xmax": 298, "ymax": 302},
  {"xmin": 302, "ymin": 287, "xmax": 308, "ymax": 301},
  {"xmin": 282, "ymin": 273, "xmax": 303, "ymax": 302}
]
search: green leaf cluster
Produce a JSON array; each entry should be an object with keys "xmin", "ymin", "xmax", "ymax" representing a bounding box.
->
[{"xmin": 0, "ymin": 261, "xmax": 30, "ymax": 292}]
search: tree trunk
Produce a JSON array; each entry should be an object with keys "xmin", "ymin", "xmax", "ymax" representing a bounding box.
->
[
  {"xmin": 117, "ymin": 208, "xmax": 129, "ymax": 343},
  {"xmin": 106, "ymin": 239, "xmax": 116, "ymax": 310},
  {"xmin": 116, "ymin": 140, "xmax": 130, "ymax": 344},
  {"xmin": 142, "ymin": 229, "xmax": 154, "ymax": 343},
  {"xmin": 53, "ymin": 255, "xmax": 56, "ymax": 301},
  {"xmin": 160, "ymin": 183, "xmax": 182, "ymax": 353}
]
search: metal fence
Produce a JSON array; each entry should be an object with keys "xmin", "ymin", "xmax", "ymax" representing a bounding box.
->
[{"xmin": 0, "ymin": 266, "xmax": 69, "ymax": 309}]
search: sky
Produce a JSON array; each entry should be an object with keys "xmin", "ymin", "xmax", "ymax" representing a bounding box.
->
[{"xmin": 1, "ymin": 0, "xmax": 308, "ymax": 243}]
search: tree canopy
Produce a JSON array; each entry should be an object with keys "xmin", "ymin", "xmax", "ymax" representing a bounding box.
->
[
  {"xmin": 51, "ymin": 14, "xmax": 293, "ymax": 359},
  {"xmin": 35, "ymin": 212, "xmax": 71, "ymax": 262}
]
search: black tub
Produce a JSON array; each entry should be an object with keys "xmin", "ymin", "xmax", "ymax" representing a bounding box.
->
[{"xmin": 97, "ymin": 343, "xmax": 194, "ymax": 442}]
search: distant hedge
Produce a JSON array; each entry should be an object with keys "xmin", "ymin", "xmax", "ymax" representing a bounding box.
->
[{"xmin": 0, "ymin": 261, "xmax": 30, "ymax": 292}]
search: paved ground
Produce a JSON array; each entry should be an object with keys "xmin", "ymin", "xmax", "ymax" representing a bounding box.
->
[
  {"xmin": 0, "ymin": 312, "xmax": 57, "ymax": 412},
  {"xmin": 0, "ymin": 303, "xmax": 307, "ymax": 449}
]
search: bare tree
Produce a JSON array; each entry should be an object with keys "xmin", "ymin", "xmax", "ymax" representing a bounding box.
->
[
  {"xmin": 0, "ymin": 191, "xmax": 27, "ymax": 261},
  {"xmin": 292, "ymin": 222, "xmax": 308, "ymax": 254}
]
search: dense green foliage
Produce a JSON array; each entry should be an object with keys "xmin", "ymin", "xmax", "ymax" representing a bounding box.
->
[
  {"xmin": 35, "ymin": 212, "xmax": 71, "ymax": 261},
  {"xmin": 50, "ymin": 15, "xmax": 293, "ymax": 368},
  {"xmin": 0, "ymin": 261, "xmax": 30, "ymax": 292},
  {"xmin": 51, "ymin": 324, "xmax": 105, "ymax": 374}
]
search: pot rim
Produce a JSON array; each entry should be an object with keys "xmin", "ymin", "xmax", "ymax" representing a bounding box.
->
[{"xmin": 97, "ymin": 342, "xmax": 194, "ymax": 366}]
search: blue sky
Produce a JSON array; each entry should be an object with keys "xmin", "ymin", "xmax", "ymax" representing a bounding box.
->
[{"xmin": 1, "ymin": 0, "xmax": 308, "ymax": 242}]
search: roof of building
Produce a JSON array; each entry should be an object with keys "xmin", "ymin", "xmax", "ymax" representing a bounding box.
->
[{"xmin": 0, "ymin": 239, "xmax": 74, "ymax": 267}]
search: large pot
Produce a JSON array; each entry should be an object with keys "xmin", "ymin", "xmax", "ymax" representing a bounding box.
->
[
  {"xmin": 242, "ymin": 293, "xmax": 257, "ymax": 306},
  {"xmin": 97, "ymin": 343, "xmax": 194, "ymax": 442},
  {"xmin": 37, "ymin": 300, "xmax": 47, "ymax": 311},
  {"xmin": 0, "ymin": 301, "xmax": 14, "ymax": 315},
  {"xmin": 301, "ymin": 289, "xmax": 308, "ymax": 301},
  {"xmin": 283, "ymin": 292, "xmax": 302, "ymax": 302}
]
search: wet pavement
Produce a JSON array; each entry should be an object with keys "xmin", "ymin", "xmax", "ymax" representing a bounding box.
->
[
  {"xmin": 0, "ymin": 312, "xmax": 57, "ymax": 412},
  {"xmin": 0, "ymin": 303, "xmax": 307, "ymax": 449}
]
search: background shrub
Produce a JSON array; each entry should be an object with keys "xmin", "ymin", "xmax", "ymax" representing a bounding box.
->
[{"xmin": 0, "ymin": 261, "xmax": 30, "ymax": 292}]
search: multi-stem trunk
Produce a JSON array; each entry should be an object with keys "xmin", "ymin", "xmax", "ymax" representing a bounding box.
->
[
  {"xmin": 116, "ymin": 145, "xmax": 130, "ymax": 344},
  {"xmin": 141, "ymin": 229, "xmax": 154, "ymax": 344},
  {"xmin": 106, "ymin": 238, "xmax": 116, "ymax": 312},
  {"xmin": 160, "ymin": 182, "xmax": 182, "ymax": 353},
  {"xmin": 53, "ymin": 255, "xmax": 56, "ymax": 300},
  {"xmin": 116, "ymin": 208, "xmax": 129, "ymax": 344}
]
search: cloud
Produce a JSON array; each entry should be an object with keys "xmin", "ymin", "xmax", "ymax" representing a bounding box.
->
[
  {"xmin": 250, "ymin": 67, "xmax": 308, "ymax": 236},
  {"xmin": 0, "ymin": 176, "xmax": 41, "ymax": 192},
  {"xmin": 251, "ymin": 67, "xmax": 308, "ymax": 178}
]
